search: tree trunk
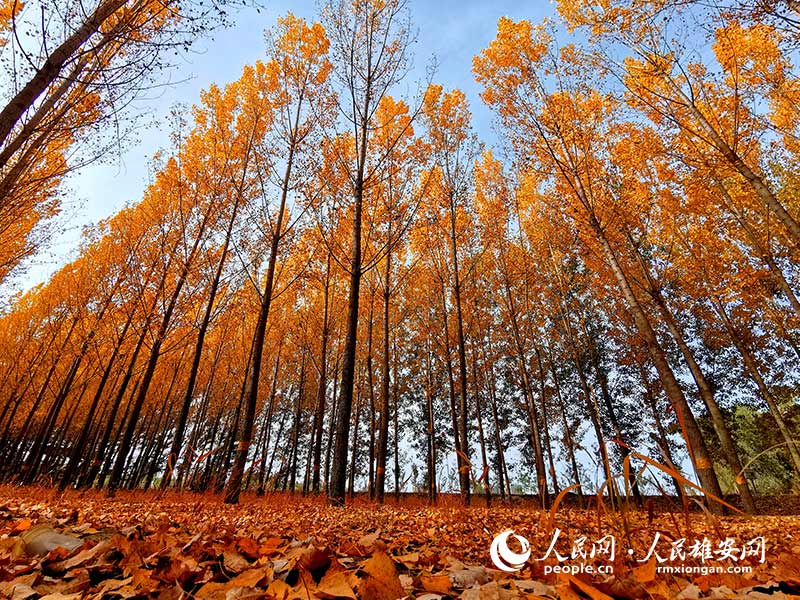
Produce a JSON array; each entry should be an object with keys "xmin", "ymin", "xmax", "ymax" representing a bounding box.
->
[
  {"xmin": 312, "ymin": 254, "xmax": 332, "ymax": 493},
  {"xmin": 376, "ymin": 249, "xmax": 392, "ymax": 502},
  {"xmin": 224, "ymin": 137, "xmax": 295, "ymax": 504},
  {"xmin": 712, "ymin": 296, "xmax": 800, "ymax": 476},
  {"xmin": 590, "ymin": 217, "xmax": 724, "ymax": 510},
  {"xmin": 0, "ymin": 0, "xmax": 128, "ymax": 148},
  {"xmin": 447, "ymin": 193, "xmax": 471, "ymax": 506},
  {"xmin": 163, "ymin": 190, "xmax": 242, "ymax": 489}
]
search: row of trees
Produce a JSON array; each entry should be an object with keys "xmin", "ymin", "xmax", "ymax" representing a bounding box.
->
[
  {"xmin": 0, "ymin": 0, "xmax": 244, "ymax": 288},
  {"xmin": 0, "ymin": 0, "xmax": 798, "ymax": 513}
]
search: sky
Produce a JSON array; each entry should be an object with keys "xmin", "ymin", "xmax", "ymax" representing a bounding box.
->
[{"xmin": 7, "ymin": 0, "xmax": 554, "ymax": 298}]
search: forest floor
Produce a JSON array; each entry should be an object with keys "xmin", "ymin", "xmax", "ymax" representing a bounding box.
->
[{"xmin": 1, "ymin": 486, "xmax": 799, "ymax": 599}]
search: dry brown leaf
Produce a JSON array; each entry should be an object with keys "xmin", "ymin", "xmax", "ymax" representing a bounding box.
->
[
  {"xmin": 693, "ymin": 572, "xmax": 761, "ymax": 593},
  {"xmin": 359, "ymin": 550, "xmax": 405, "ymax": 600},
  {"xmin": 555, "ymin": 580, "xmax": 586, "ymax": 600},
  {"xmin": 418, "ymin": 573, "xmax": 452, "ymax": 594},
  {"xmin": 12, "ymin": 519, "xmax": 32, "ymax": 533},
  {"xmin": 195, "ymin": 581, "xmax": 236, "ymax": 600},
  {"xmin": 450, "ymin": 566, "xmax": 490, "ymax": 588},
  {"xmin": 62, "ymin": 539, "xmax": 110, "ymax": 570},
  {"xmin": 395, "ymin": 551, "xmax": 420, "ymax": 569},
  {"xmin": 236, "ymin": 537, "xmax": 260, "ymax": 559},
  {"xmin": 228, "ymin": 567, "xmax": 271, "ymax": 587},
  {"xmin": 223, "ymin": 549, "xmax": 251, "ymax": 574},
  {"xmin": 7, "ymin": 583, "xmax": 37, "ymax": 600},
  {"xmin": 300, "ymin": 544, "xmax": 332, "ymax": 572},
  {"xmin": 560, "ymin": 573, "xmax": 615, "ymax": 600},
  {"xmin": 317, "ymin": 568, "xmax": 357, "ymax": 599},
  {"xmin": 632, "ymin": 557, "xmax": 656, "ymax": 583},
  {"xmin": 267, "ymin": 578, "xmax": 292, "ymax": 600},
  {"xmin": 260, "ymin": 536, "xmax": 284, "ymax": 556},
  {"xmin": 358, "ymin": 532, "xmax": 381, "ymax": 551},
  {"xmin": 773, "ymin": 552, "xmax": 800, "ymax": 584},
  {"xmin": 512, "ymin": 580, "xmax": 556, "ymax": 597}
]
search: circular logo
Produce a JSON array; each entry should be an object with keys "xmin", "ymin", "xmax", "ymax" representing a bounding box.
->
[{"xmin": 490, "ymin": 530, "xmax": 531, "ymax": 572}]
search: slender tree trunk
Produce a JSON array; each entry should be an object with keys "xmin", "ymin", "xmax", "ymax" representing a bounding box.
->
[
  {"xmin": 21, "ymin": 339, "xmax": 89, "ymax": 483},
  {"xmin": 329, "ymin": 77, "xmax": 372, "ymax": 506},
  {"xmin": 312, "ymin": 255, "xmax": 331, "ymax": 493},
  {"xmin": 534, "ymin": 345, "xmax": 559, "ymax": 496},
  {"xmin": 471, "ymin": 346, "xmax": 491, "ymax": 506},
  {"xmin": 547, "ymin": 344, "xmax": 583, "ymax": 505},
  {"xmin": 590, "ymin": 216, "xmax": 724, "ymax": 510},
  {"xmin": 483, "ymin": 341, "xmax": 509, "ymax": 502},
  {"xmin": 60, "ymin": 309, "xmax": 134, "ymax": 489},
  {"xmin": 107, "ymin": 211, "xmax": 209, "ymax": 496},
  {"xmin": 348, "ymin": 389, "xmax": 362, "ymax": 499},
  {"xmin": 376, "ymin": 229, "xmax": 392, "ymax": 502},
  {"xmin": 447, "ymin": 193, "xmax": 471, "ymax": 506},
  {"xmin": 638, "ymin": 362, "xmax": 684, "ymax": 497},
  {"xmin": 438, "ymin": 276, "xmax": 466, "ymax": 500},
  {"xmin": 0, "ymin": 0, "xmax": 128, "ymax": 148},
  {"xmin": 392, "ymin": 340, "xmax": 400, "ymax": 502},
  {"xmin": 225, "ymin": 132, "xmax": 296, "ymax": 503},
  {"xmin": 163, "ymin": 191, "xmax": 242, "ymax": 489},
  {"xmin": 289, "ymin": 351, "xmax": 307, "ymax": 494},
  {"xmin": 254, "ymin": 344, "xmax": 283, "ymax": 494},
  {"xmin": 325, "ymin": 362, "xmax": 340, "ymax": 492},
  {"xmin": 580, "ymin": 322, "xmax": 644, "ymax": 507},
  {"xmin": 712, "ymin": 297, "xmax": 800, "ymax": 476},
  {"xmin": 4, "ymin": 317, "xmax": 79, "ymax": 477},
  {"xmin": 424, "ymin": 336, "xmax": 437, "ymax": 505},
  {"xmin": 366, "ymin": 293, "xmax": 376, "ymax": 499}
]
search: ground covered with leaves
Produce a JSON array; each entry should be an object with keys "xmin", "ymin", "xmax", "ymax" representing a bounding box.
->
[{"xmin": 1, "ymin": 487, "xmax": 799, "ymax": 600}]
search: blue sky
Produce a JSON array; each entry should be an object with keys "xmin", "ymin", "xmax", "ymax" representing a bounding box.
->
[{"xmin": 8, "ymin": 0, "xmax": 553, "ymax": 296}]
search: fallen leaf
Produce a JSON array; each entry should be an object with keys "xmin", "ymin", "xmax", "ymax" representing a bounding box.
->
[
  {"xmin": 260, "ymin": 536, "xmax": 284, "ymax": 556},
  {"xmin": 267, "ymin": 579, "xmax": 292, "ymax": 600},
  {"xmin": 359, "ymin": 550, "xmax": 405, "ymax": 600},
  {"xmin": 228, "ymin": 567, "xmax": 271, "ymax": 587},
  {"xmin": 12, "ymin": 519, "xmax": 32, "ymax": 533},
  {"xmin": 195, "ymin": 581, "xmax": 235, "ymax": 600},
  {"xmin": 223, "ymin": 550, "xmax": 250, "ymax": 574},
  {"xmin": 418, "ymin": 574, "xmax": 452, "ymax": 594},
  {"xmin": 359, "ymin": 532, "xmax": 381, "ymax": 552},
  {"xmin": 450, "ymin": 566, "xmax": 490, "ymax": 588},
  {"xmin": 395, "ymin": 551, "xmax": 420, "ymax": 569},
  {"xmin": 237, "ymin": 537, "xmax": 260, "ymax": 559},
  {"xmin": 632, "ymin": 557, "xmax": 656, "ymax": 583},
  {"xmin": 9, "ymin": 584, "xmax": 37, "ymax": 600},
  {"xmin": 62, "ymin": 539, "xmax": 110, "ymax": 570},
  {"xmin": 694, "ymin": 572, "xmax": 760, "ymax": 593},
  {"xmin": 560, "ymin": 573, "xmax": 614, "ymax": 600},
  {"xmin": 512, "ymin": 580, "xmax": 556, "ymax": 597},
  {"xmin": 317, "ymin": 568, "xmax": 356, "ymax": 599}
]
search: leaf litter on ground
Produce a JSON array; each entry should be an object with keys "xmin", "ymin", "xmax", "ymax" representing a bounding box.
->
[{"xmin": 0, "ymin": 487, "xmax": 799, "ymax": 599}]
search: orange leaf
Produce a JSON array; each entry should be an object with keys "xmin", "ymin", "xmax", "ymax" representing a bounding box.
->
[
  {"xmin": 417, "ymin": 574, "xmax": 451, "ymax": 594},
  {"xmin": 317, "ymin": 568, "xmax": 356, "ymax": 599},
  {"xmin": 560, "ymin": 573, "xmax": 614, "ymax": 600},
  {"xmin": 359, "ymin": 551, "xmax": 405, "ymax": 600},
  {"xmin": 632, "ymin": 557, "xmax": 656, "ymax": 583},
  {"xmin": 13, "ymin": 519, "xmax": 32, "ymax": 533}
]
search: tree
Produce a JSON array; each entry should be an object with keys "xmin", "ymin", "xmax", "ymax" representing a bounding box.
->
[
  {"xmin": 223, "ymin": 14, "xmax": 332, "ymax": 504},
  {"xmin": 0, "ymin": 0, "xmax": 242, "ymax": 285},
  {"xmin": 322, "ymin": 0, "xmax": 416, "ymax": 506}
]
